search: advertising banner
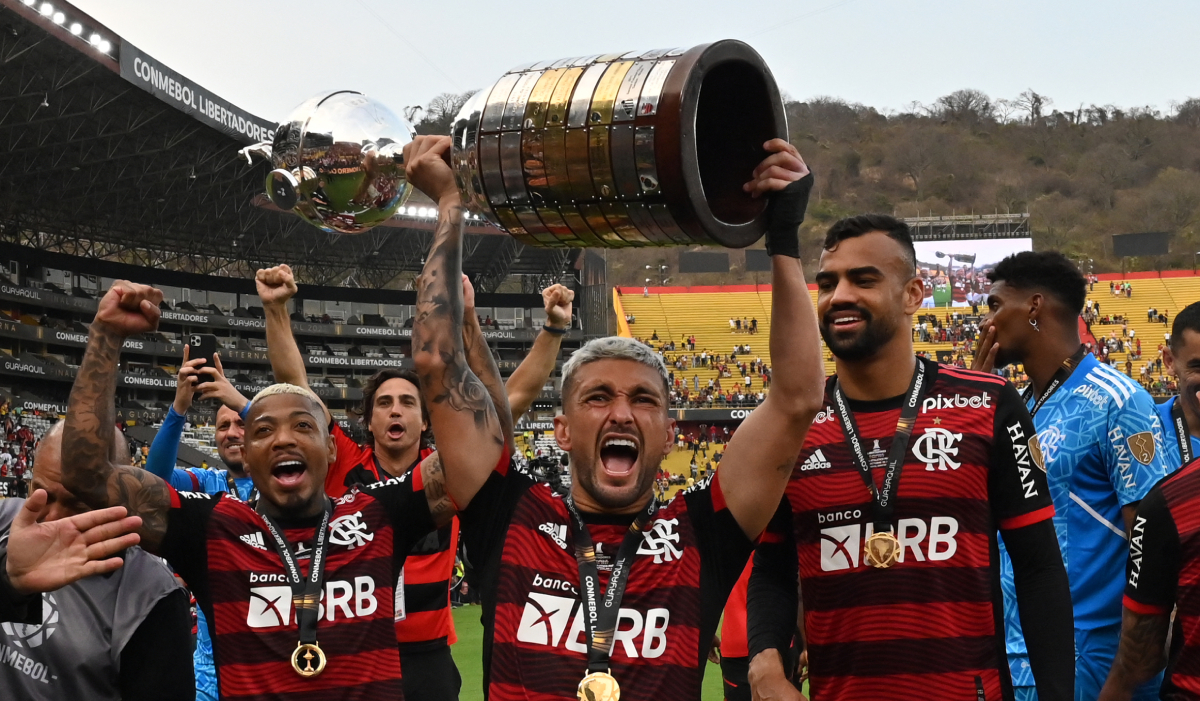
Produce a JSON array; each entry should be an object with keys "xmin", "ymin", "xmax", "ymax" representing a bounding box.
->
[
  {"xmin": 913, "ymin": 237, "xmax": 1033, "ymax": 308},
  {"xmin": 119, "ymin": 42, "xmax": 277, "ymax": 145}
]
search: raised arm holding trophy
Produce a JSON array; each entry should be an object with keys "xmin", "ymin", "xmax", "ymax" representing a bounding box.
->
[{"xmin": 228, "ymin": 39, "xmax": 825, "ymax": 701}]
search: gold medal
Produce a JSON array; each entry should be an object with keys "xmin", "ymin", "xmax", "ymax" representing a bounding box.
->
[
  {"xmin": 291, "ymin": 642, "xmax": 327, "ymax": 678},
  {"xmin": 863, "ymin": 531, "xmax": 901, "ymax": 569},
  {"xmin": 578, "ymin": 671, "xmax": 621, "ymax": 701}
]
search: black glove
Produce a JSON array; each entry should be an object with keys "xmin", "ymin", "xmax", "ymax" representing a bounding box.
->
[{"xmin": 764, "ymin": 171, "xmax": 815, "ymax": 259}]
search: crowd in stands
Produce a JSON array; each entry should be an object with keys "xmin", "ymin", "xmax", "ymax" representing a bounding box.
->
[
  {"xmin": 0, "ymin": 401, "xmax": 49, "ymax": 482},
  {"xmin": 913, "ymin": 312, "xmax": 982, "ymax": 345},
  {"xmin": 623, "ymin": 331, "xmax": 773, "ymax": 408}
]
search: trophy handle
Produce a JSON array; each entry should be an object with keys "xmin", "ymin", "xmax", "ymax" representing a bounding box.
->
[{"xmin": 238, "ymin": 141, "xmax": 273, "ymax": 166}]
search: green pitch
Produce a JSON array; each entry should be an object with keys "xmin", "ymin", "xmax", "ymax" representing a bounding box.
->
[{"xmin": 450, "ymin": 605, "xmax": 728, "ymax": 700}]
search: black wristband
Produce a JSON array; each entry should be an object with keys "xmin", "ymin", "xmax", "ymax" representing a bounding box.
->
[
  {"xmin": 542, "ymin": 324, "xmax": 567, "ymax": 335},
  {"xmin": 0, "ymin": 553, "xmax": 42, "ymax": 623},
  {"xmin": 764, "ymin": 171, "xmax": 815, "ymax": 259}
]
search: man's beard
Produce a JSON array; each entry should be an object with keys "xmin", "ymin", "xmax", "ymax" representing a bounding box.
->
[
  {"xmin": 221, "ymin": 447, "xmax": 244, "ymax": 475},
  {"xmin": 819, "ymin": 307, "xmax": 898, "ymax": 362},
  {"xmin": 573, "ymin": 450, "xmax": 661, "ymax": 510},
  {"xmin": 1183, "ymin": 381, "xmax": 1200, "ymax": 419}
]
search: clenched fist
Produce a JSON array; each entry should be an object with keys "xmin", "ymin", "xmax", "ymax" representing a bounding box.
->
[
  {"xmin": 543, "ymin": 284, "xmax": 574, "ymax": 330},
  {"xmin": 93, "ymin": 280, "xmax": 162, "ymax": 338},
  {"xmin": 403, "ymin": 135, "xmax": 459, "ymax": 207},
  {"xmin": 256, "ymin": 264, "xmax": 298, "ymax": 306}
]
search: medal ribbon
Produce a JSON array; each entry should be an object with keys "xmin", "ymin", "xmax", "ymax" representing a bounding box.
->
[
  {"xmin": 1172, "ymin": 397, "xmax": 1193, "ymax": 465},
  {"xmin": 1021, "ymin": 345, "xmax": 1088, "ymax": 419},
  {"xmin": 260, "ymin": 499, "xmax": 334, "ymax": 651},
  {"xmin": 832, "ymin": 358, "xmax": 927, "ymax": 535},
  {"xmin": 563, "ymin": 495, "xmax": 658, "ymax": 675},
  {"xmin": 225, "ymin": 471, "xmax": 258, "ymax": 504}
]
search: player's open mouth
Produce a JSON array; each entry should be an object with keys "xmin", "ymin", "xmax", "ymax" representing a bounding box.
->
[
  {"xmin": 600, "ymin": 436, "xmax": 639, "ymax": 477},
  {"xmin": 385, "ymin": 422, "xmax": 405, "ymax": 441},
  {"xmin": 271, "ymin": 459, "xmax": 307, "ymax": 488},
  {"xmin": 827, "ymin": 309, "xmax": 868, "ymax": 331}
]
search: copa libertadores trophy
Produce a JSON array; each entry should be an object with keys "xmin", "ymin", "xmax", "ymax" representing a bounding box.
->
[
  {"xmin": 239, "ymin": 91, "xmax": 416, "ymax": 235},
  {"xmin": 244, "ymin": 40, "xmax": 786, "ymax": 247}
]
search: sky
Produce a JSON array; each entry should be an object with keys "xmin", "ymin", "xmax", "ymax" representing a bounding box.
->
[{"xmin": 73, "ymin": 0, "xmax": 1200, "ymax": 125}]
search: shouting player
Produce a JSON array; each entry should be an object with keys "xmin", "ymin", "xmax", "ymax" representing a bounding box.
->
[
  {"xmin": 402, "ymin": 132, "xmax": 826, "ymax": 701},
  {"xmin": 748, "ymin": 216, "xmax": 1074, "ymax": 701},
  {"xmin": 257, "ymin": 263, "xmax": 572, "ymax": 701},
  {"xmin": 976, "ymin": 251, "xmax": 1170, "ymax": 700},
  {"xmin": 56, "ymin": 278, "xmax": 505, "ymax": 700}
]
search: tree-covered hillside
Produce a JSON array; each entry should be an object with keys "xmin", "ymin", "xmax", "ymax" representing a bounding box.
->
[{"xmin": 417, "ymin": 89, "xmax": 1200, "ymax": 286}]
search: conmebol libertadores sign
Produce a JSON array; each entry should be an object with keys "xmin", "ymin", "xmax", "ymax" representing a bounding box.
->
[{"xmin": 119, "ymin": 42, "xmax": 276, "ymax": 145}]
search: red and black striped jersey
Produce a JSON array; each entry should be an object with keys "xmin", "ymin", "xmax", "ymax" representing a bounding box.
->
[
  {"xmin": 326, "ymin": 424, "xmax": 458, "ymax": 648},
  {"xmin": 325, "ymin": 423, "xmax": 425, "ymax": 500},
  {"xmin": 760, "ymin": 360, "xmax": 1054, "ymax": 701},
  {"xmin": 1122, "ymin": 455, "xmax": 1200, "ymax": 697},
  {"xmin": 159, "ymin": 468, "xmax": 435, "ymax": 701},
  {"xmin": 395, "ymin": 518, "xmax": 459, "ymax": 647},
  {"xmin": 460, "ymin": 457, "xmax": 753, "ymax": 701}
]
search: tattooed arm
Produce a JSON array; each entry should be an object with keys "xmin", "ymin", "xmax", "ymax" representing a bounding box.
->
[
  {"xmin": 1097, "ymin": 608, "xmax": 1169, "ymax": 701},
  {"xmin": 1099, "ymin": 486, "xmax": 1177, "ymax": 701},
  {"xmin": 415, "ymin": 275, "xmax": 517, "ymax": 525},
  {"xmin": 462, "ymin": 275, "xmax": 514, "ymax": 445},
  {"xmin": 61, "ymin": 281, "xmax": 173, "ymax": 552},
  {"xmin": 406, "ymin": 135, "xmax": 508, "ymax": 512}
]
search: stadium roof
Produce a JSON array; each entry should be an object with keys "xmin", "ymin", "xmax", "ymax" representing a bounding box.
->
[{"xmin": 0, "ymin": 0, "xmax": 576, "ymax": 291}]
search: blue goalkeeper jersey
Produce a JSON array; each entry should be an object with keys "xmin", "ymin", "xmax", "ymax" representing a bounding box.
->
[{"xmin": 1000, "ymin": 354, "xmax": 1169, "ymax": 676}]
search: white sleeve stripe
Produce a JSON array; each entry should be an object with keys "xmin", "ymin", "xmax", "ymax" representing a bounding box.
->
[
  {"xmin": 1069, "ymin": 490, "xmax": 1128, "ymax": 539},
  {"xmin": 1095, "ymin": 365, "xmax": 1136, "ymax": 399},
  {"xmin": 1093, "ymin": 363, "xmax": 1130, "ymax": 393},
  {"xmin": 1086, "ymin": 372, "xmax": 1125, "ymax": 409}
]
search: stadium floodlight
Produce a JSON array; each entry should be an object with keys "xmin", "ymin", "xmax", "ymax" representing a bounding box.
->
[
  {"xmin": 69, "ymin": 22, "xmax": 82, "ymax": 35},
  {"xmin": 89, "ymin": 33, "xmax": 100, "ymax": 46},
  {"xmin": 52, "ymin": 11, "xmax": 64, "ymax": 24},
  {"xmin": 38, "ymin": 3, "xmax": 52, "ymax": 17},
  {"xmin": 98, "ymin": 40, "xmax": 111, "ymax": 53},
  {"xmin": 22, "ymin": 0, "xmax": 35, "ymax": 7}
]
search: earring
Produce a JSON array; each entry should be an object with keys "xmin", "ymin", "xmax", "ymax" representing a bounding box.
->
[{"xmin": 1029, "ymin": 319, "xmax": 1040, "ymax": 332}]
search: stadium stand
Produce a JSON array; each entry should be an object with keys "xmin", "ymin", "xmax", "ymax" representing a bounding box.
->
[
  {"xmin": 0, "ymin": 250, "xmax": 580, "ymax": 465},
  {"xmin": 618, "ymin": 271, "xmax": 1200, "ymax": 403}
]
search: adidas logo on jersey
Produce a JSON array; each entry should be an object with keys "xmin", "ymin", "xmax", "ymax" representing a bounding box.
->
[
  {"xmin": 515, "ymin": 591, "xmax": 669, "ymax": 659},
  {"xmin": 239, "ymin": 532, "xmax": 268, "ymax": 551},
  {"xmin": 538, "ymin": 523, "xmax": 568, "ymax": 550},
  {"xmin": 800, "ymin": 449, "xmax": 832, "ymax": 471}
]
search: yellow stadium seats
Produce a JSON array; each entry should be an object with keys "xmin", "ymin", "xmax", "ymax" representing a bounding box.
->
[{"xmin": 618, "ymin": 273, "xmax": 1200, "ymax": 399}]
